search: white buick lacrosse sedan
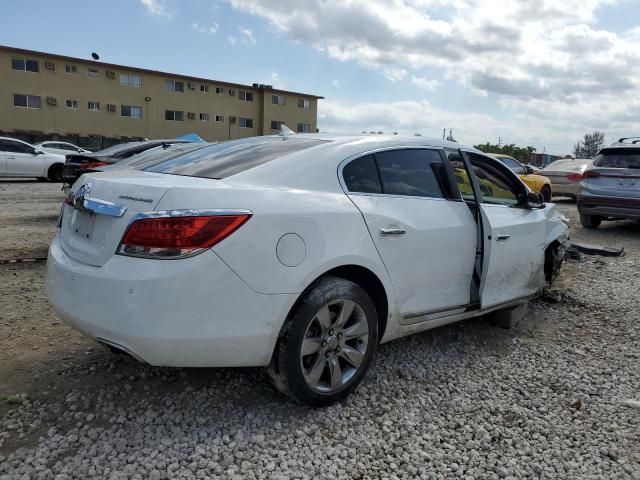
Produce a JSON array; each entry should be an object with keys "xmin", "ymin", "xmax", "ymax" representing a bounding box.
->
[{"xmin": 46, "ymin": 134, "xmax": 569, "ymax": 406}]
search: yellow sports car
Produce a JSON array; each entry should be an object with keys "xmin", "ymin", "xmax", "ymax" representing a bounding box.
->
[{"xmin": 489, "ymin": 154, "xmax": 552, "ymax": 202}]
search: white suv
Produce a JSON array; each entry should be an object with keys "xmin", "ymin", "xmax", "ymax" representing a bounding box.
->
[{"xmin": 0, "ymin": 137, "xmax": 65, "ymax": 181}]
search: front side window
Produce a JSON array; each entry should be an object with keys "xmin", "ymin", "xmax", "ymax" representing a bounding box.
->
[
  {"xmin": 239, "ymin": 117, "xmax": 253, "ymax": 128},
  {"xmin": 121, "ymin": 105, "xmax": 142, "ymax": 118},
  {"xmin": 120, "ymin": 73, "xmax": 142, "ymax": 87},
  {"xmin": 467, "ymin": 153, "xmax": 519, "ymax": 205},
  {"xmin": 12, "ymin": 57, "xmax": 39, "ymax": 72},
  {"xmin": 239, "ymin": 91, "xmax": 254, "ymax": 102},
  {"xmin": 13, "ymin": 94, "xmax": 41, "ymax": 109},
  {"xmin": 343, "ymin": 154, "xmax": 382, "ymax": 194},
  {"xmin": 375, "ymin": 149, "xmax": 445, "ymax": 198},
  {"xmin": 165, "ymin": 110, "xmax": 184, "ymax": 121},
  {"xmin": 65, "ymin": 99, "xmax": 78, "ymax": 109}
]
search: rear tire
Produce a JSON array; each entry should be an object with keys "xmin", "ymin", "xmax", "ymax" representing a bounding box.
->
[
  {"xmin": 268, "ymin": 276, "xmax": 378, "ymax": 407},
  {"xmin": 580, "ymin": 214, "xmax": 601, "ymax": 229},
  {"xmin": 47, "ymin": 164, "xmax": 63, "ymax": 182},
  {"xmin": 540, "ymin": 185, "xmax": 552, "ymax": 203}
]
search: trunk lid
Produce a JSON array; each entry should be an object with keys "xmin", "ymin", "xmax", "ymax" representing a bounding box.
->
[{"xmin": 58, "ymin": 170, "xmax": 219, "ymax": 266}]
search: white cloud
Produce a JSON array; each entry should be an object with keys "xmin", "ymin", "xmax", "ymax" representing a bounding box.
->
[
  {"xmin": 139, "ymin": 0, "xmax": 173, "ymax": 18},
  {"xmin": 239, "ymin": 27, "xmax": 256, "ymax": 45},
  {"xmin": 229, "ymin": 0, "xmax": 640, "ymax": 144},
  {"xmin": 192, "ymin": 21, "xmax": 219, "ymax": 34}
]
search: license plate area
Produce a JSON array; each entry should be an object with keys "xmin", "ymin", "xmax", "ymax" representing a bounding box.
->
[{"xmin": 70, "ymin": 209, "xmax": 95, "ymax": 240}]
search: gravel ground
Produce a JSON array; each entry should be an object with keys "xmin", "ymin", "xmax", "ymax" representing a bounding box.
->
[{"xmin": 1, "ymin": 181, "xmax": 639, "ymax": 479}]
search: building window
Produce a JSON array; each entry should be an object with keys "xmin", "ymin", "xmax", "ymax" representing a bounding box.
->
[
  {"xmin": 65, "ymin": 64, "xmax": 77, "ymax": 74},
  {"xmin": 65, "ymin": 99, "xmax": 78, "ymax": 109},
  {"xmin": 121, "ymin": 105, "xmax": 142, "ymax": 118},
  {"xmin": 13, "ymin": 94, "xmax": 41, "ymax": 109},
  {"xmin": 215, "ymin": 87, "xmax": 224, "ymax": 95},
  {"xmin": 12, "ymin": 57, "xmax": 39, "ymax": 73},
  {"xmin": 271, "ymin": 120, "xmax": 284, "ymax": 131},
  {"xmin": 166, "ymin": 80, "xmax": 184, "ymax": 92},
  {"xmin": 298, "ymin": 98, "xmax": 311, "ymax": 109},
  {"xmin": 165, "ymin": 110, "xmax": 184, "ymax": 121},
  {"xmin": 200, "ymin": 85, "xmax": 209, "ymax": 93},
  {"xmin": 88, "ymin": 101, "xmax": 100, "ymax": 111},
  {"xmin": 297, "ymin": 123, "xmax": 311, "ymax": 133},
  {"xmin": 215, "ymin": 115, "xmax": 224, "ymax": 123},
  {"xmin": 87, "ymin": 68, "xmax": 99, "ymax": 77},
  {"xmin": 238, "ymin": 91, "xmax": 253, "ymax": 102},
  {"xmin": 120, "ymin": 73, "xmax": 142, "ymax": 87},
  {"xmin": 239, "ymin": 117, "xmax": 254, "ymax": 128},
  {"xmin": 199, "ymin": 113, "xmax": 209, "ymax": 121},
  {"xmin": 272, "ymin": 95, "xmax": 285, "ymax": 105}
]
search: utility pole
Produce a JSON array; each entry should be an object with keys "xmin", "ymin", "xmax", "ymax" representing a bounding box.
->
[
  {"xmin": 443, "ymin": 128, "xmax": 446, "ymax": 140},
  {"xmin": 498, "ymin": 137, "xmax": 502, "ymax": 147}
]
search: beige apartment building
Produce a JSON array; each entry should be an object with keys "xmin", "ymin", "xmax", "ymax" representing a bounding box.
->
[{"xmin": 0, "ymin": 45, "xmax": 322, "ymax": 145}]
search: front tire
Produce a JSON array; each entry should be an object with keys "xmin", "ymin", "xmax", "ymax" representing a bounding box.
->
[
  {"xmin": 540, "ymin": 185, "xmax": 552, "ymax": 203},
  {"xmin": 580, "ymin": 214, "xmax": 601, "ymax": 229},
  {"xmin": 269, "ymin": 276, "xmax": 378, "ymax": 406},
  {"xmin": 47, "ymin": 164, "xmax": 63, "ymax": 182}
]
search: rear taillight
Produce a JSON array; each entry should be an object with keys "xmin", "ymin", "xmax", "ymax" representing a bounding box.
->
[
  {"xmin": 79, "ymin": 161, "xmax": 108, "ymax": 169},
  {"xmin": 583, "ymin": 170, "xmax": 600, "ymax": 179},
  {"xmin": 566, "ymin": 172, "xmax": 583, "ymax": 181},
  {"xmin": 117, "ymin": 212, "xmax": 251, "ymax": 259}
]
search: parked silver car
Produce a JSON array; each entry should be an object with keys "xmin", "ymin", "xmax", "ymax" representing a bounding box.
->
[
  {"xmin": 578, "ymin": 138, "xmax": 640, "ymax": 228},
  {"xmin": 542, "ymin": 158, "xmax": 593, "ymax": 200}
]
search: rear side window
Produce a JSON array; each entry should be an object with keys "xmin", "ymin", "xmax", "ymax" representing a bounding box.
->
[
  {"xmin": 375, "ymin": 149, "xmax": 444, "ymax": 198},
  {"xmin": 594, "ymin": 149, "xmax": 640, "ymax": 169},
  {"xmin": 342, "ymin": 154, "xmax": 382, "ymax": 193},
  {"xmin": 145, "ymin": 138, "xmax": 329, "ymax": 179}
]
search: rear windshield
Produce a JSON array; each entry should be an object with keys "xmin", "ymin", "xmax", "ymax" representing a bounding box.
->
[
  {"xmin": 93, "ymin": 142, "xmax": 145, "ymax": 156},
  {"xmin": 144, "ymin": 137, "xmax": 330, "ymax": 179},
  {"xmin": 594, "ymin": 149, "xmax": 640, "ymax": 169},
  {"xmin": 104, "ymin": 144, "xmax": 209, "ymax": 170},
  {"xmin": 544, "ymin": 160, "xmax": 591, "ymax": 172}
]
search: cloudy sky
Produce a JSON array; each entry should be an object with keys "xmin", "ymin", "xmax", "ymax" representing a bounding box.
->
[{"xmin": 4, "ymin": 0, "xmax": 640, "ymax": 154}]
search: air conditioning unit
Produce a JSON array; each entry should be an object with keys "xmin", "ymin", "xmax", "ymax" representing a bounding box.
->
[
  {"xmin": 187, "ymin": 82, "xmax": 196, "ymax": 90},
  {"xmin": 229, "ymin": 89, "xmax": 236, "ymax": 96},
  {"xmin": 46, "ymin": 96, "xmax": 57, "ymax": 106},
  {"xmin": 229, "ymin": 116, "xmax": 237, "ymax": 123},
  {"xmin": 106, "ymin": 70, "xmax": 116, "ymax": 79},
  {"xmin": 45, "ymin": 61, "xmax": 56, "ymax": 71},
  {"xmin": 107, "ymin": 103, "xmax": 117, "ymax": 112},
  {"xmin": 187, "ymin": 112, "xmax": 196, "ymax": 119}
]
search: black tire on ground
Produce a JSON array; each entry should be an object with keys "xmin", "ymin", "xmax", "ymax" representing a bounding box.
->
[
  {"xmin": 580, "ymin": 213, "xmax": 601, "ymax": 229},
  {"xmin": 540, "ymin": 185, "xmax": 552, "ymax": 203},
  {"xmin": 268, "ymin": 276, "xmax": 378, "ymax": 407},
  {"xmin": 47, "ymin": 164, "xmax": 63, "ymax": 182}
]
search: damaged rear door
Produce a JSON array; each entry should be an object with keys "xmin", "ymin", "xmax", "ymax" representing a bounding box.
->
[{"xmin": 458, "ymin": 151, "xmax": 547, "ymax": 309}]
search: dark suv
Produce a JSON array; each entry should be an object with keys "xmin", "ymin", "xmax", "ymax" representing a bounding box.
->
[{"xmin": 577, "ymin": 137, "xmax": 640, "ymax": 228}]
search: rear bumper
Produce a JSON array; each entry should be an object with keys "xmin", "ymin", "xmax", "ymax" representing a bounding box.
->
[
  {"xmin": 550, "ymin": 182, "xmax": 579, "ymax": 197},
  {"xmin": 578, "ymin": 193, "xmax": 640, "ymax": 220},
  {"xmin": 45, "ymin": 236, "xmax": 295, "ymax": 367}
]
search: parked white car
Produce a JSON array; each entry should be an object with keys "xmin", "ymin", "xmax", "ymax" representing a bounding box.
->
[
  {"xmin": 46, "ymin": 134, "xmax": 569, "ymax": 405},
  {"xmin": 0, "ymin": 137, "xmax": 65, "ymax": 181},
  {"xmin": 34, "ymin": 141, "xmax": 90, "ymax": 156}
]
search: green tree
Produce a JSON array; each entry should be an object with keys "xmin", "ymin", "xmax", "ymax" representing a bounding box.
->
[
  {"xmin": 474, "ymin": 143, "xmax": 536, "ymax": 163},
  {"xmin": 573, "ymin": 131, "xmax": 605, "ymax": 159}
]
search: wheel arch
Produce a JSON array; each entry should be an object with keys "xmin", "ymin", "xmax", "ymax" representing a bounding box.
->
[{"xmin": 278, "ymin": 264, "xmax": 391, "ymax": 344}]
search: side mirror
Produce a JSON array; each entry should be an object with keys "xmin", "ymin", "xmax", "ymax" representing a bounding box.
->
[
  {"xmin": 77, "ymin": 148, "xmax": 83, "ymax": 152},
  {"xmin": 518, "ymin": 191, "xmax": 545, "ymax": 209},
  {"xmin": 34, "ymin": 149, "xmax": 44, "ymax": 155},
  {"xmin": 524, "ymin": 165, "xmax": 534, "ymax": 174}
]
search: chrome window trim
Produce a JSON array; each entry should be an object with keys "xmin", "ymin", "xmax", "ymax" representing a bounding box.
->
[{"xmin": 337, "ymin": 145, "xmax": 449, "ymax": 200}]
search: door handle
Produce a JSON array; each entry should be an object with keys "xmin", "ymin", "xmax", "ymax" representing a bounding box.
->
[
  {"xmin": 380, "ymin": 228, "xmax": 406, "ymax": 236},
  {"xmin": 7, "ymin": 156, "xmax": 15, "ymax": 159},
  {"xmin": 496, "ymin": 234, "xmax": 511, "ymax": 241}
]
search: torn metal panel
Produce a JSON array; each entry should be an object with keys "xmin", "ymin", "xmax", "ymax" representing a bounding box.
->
[{"xmin": 570, "ymin": 242, "xmax": 625, "ymax": 257}]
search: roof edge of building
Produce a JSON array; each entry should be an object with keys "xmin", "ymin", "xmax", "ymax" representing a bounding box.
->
[{"xmin": 0, "ymin": 44, "xmax": 324, "ymax": 100}]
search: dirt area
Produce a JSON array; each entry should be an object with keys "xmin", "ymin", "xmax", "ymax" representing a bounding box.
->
[{"xmin": 1, "ymin": 181, "xmax": 639, "ymax": 478}]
